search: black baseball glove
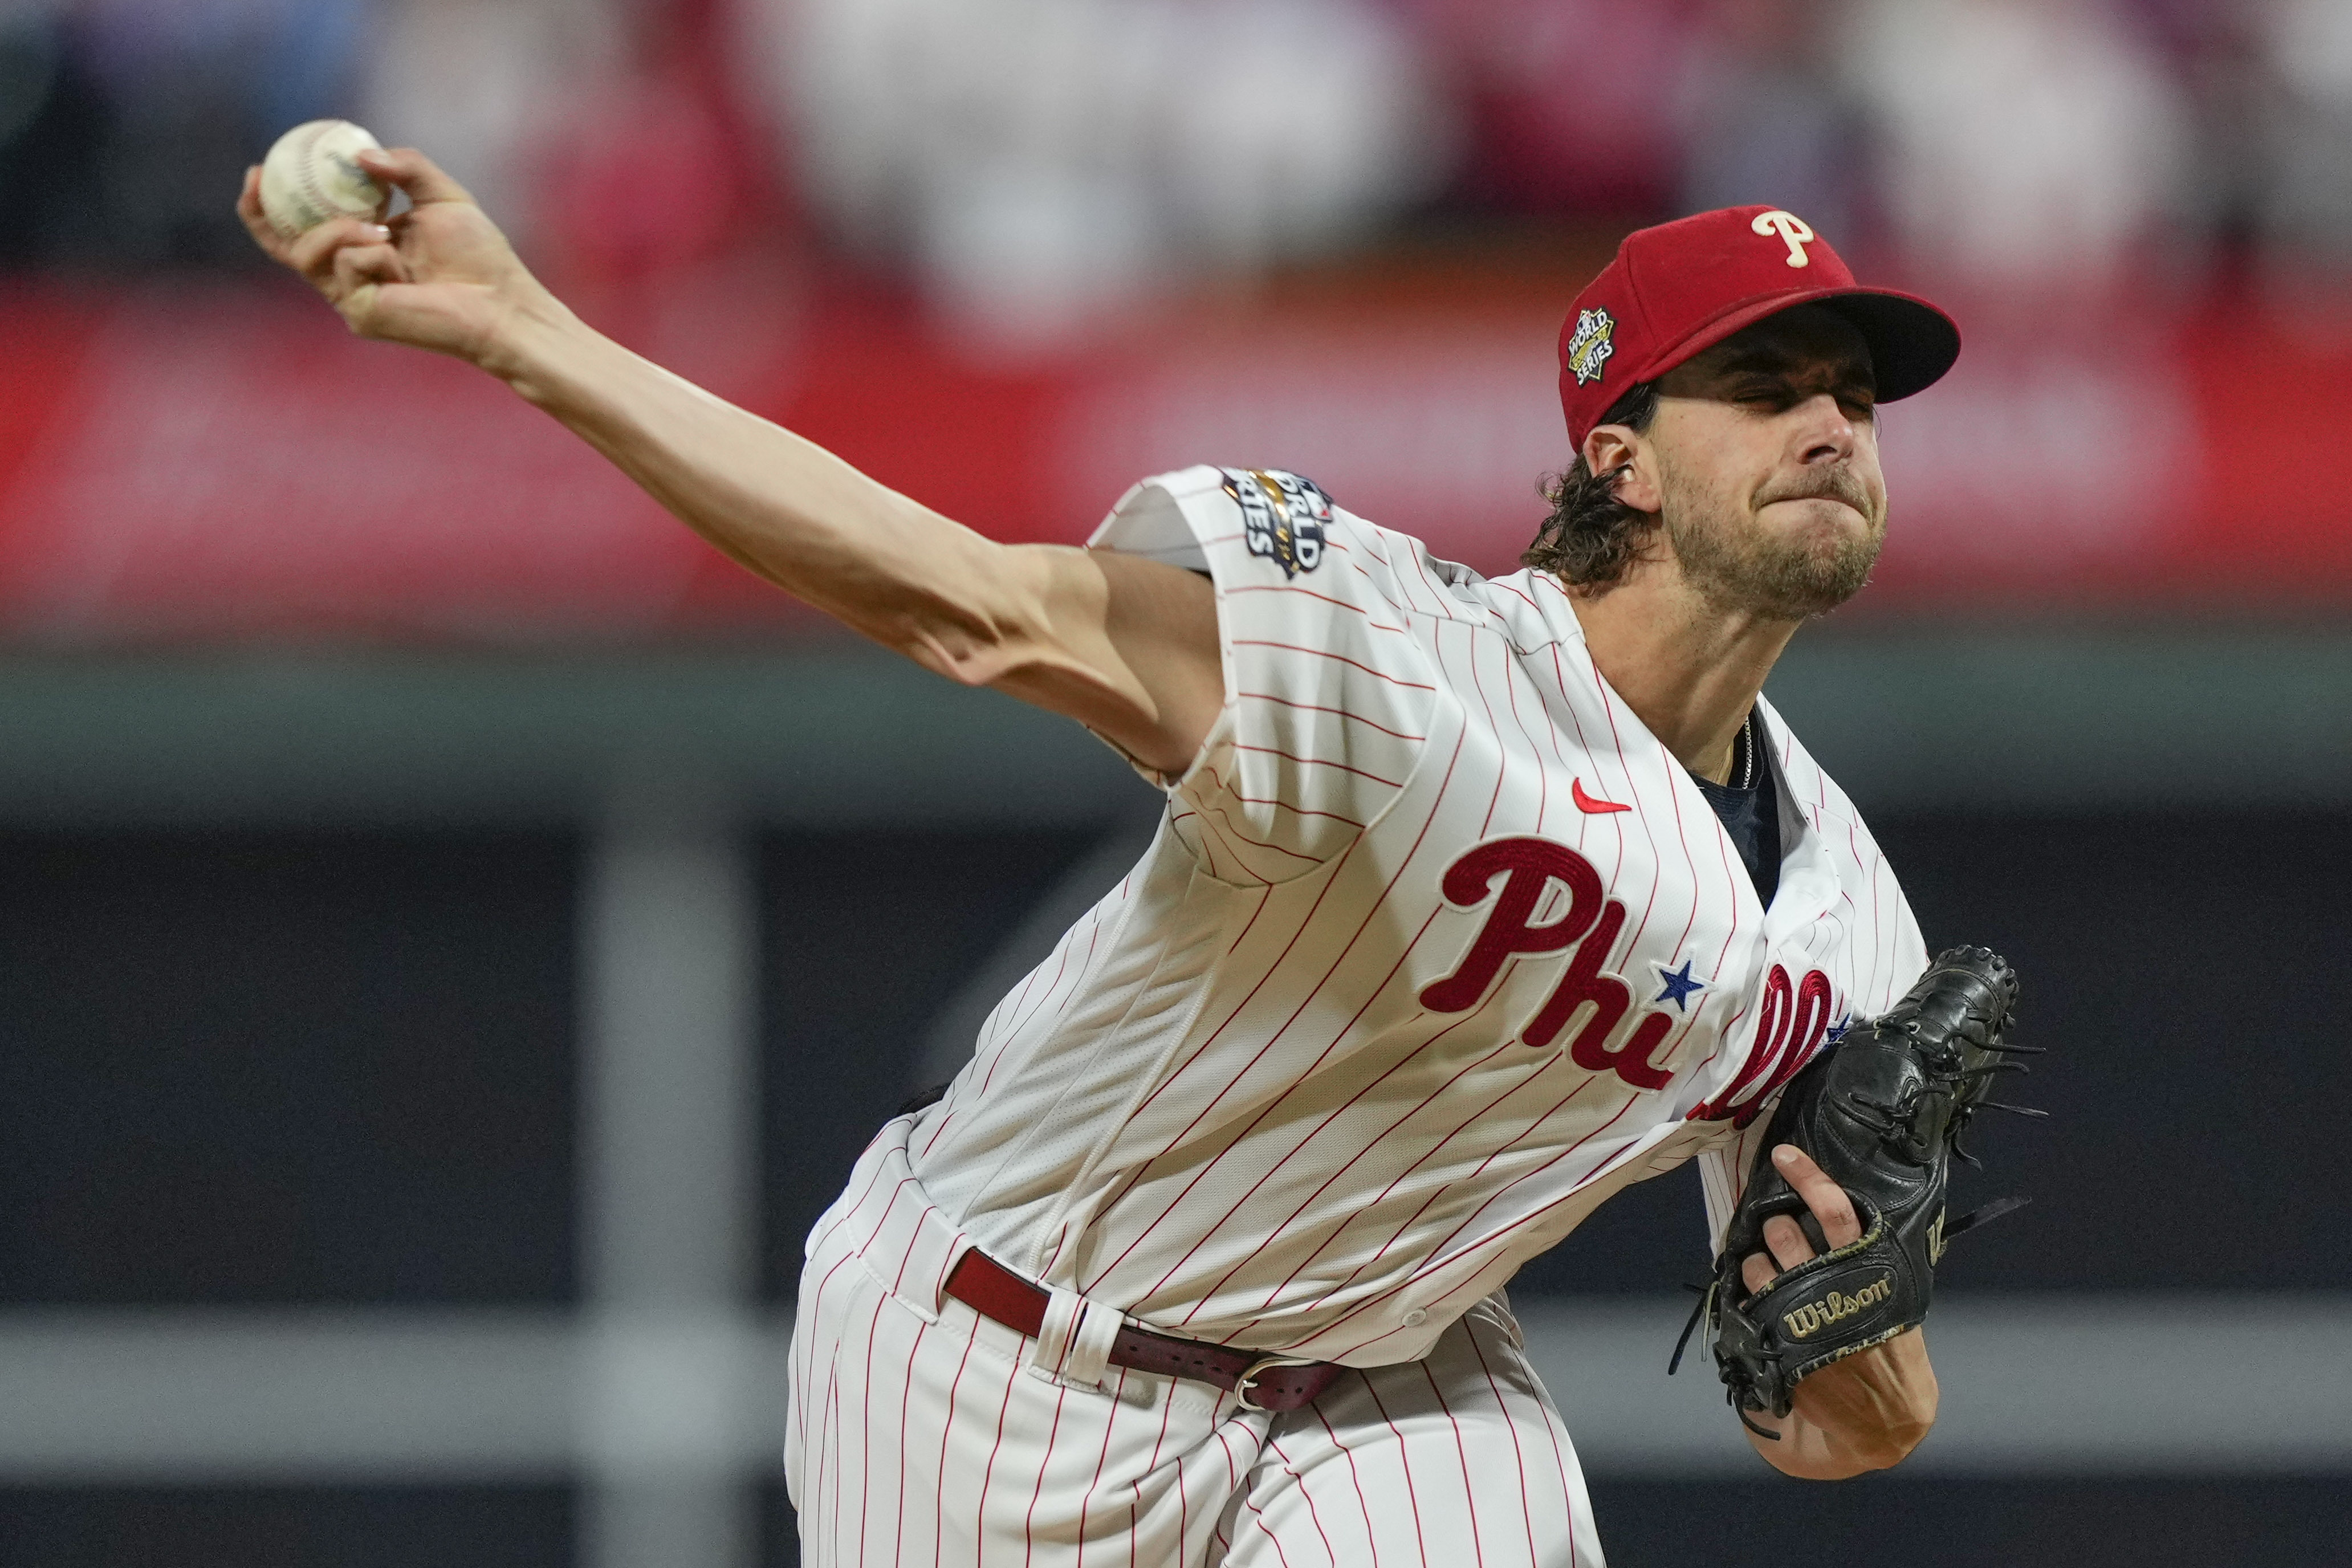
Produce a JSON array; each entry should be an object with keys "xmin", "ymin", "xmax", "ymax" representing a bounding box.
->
[{"xmin": 1674, "ymin": 946, "xmax": 2038, "ymax": 1435}]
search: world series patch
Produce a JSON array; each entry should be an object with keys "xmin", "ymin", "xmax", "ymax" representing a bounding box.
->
[
  {"xmin": 1224, "ymin": 468, "xmax": 1332, "ymax": 578},
  {"xmin": 1564, "ymin": 307, "xmax": 1616, "ymax": 386}
]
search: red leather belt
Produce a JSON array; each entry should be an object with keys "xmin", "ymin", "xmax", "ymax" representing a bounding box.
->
[{"xmin": 943, "ymin": 1248, "xmax": 1346, "ymax": 1413}]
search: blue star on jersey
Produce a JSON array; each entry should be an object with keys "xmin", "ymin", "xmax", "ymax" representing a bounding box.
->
[
  {"xmin": 1826, "ymin": 1012, "xmax": 1854, "ymax": 1044},
  {"xmin": 1653, "ymin": 959, "xmax": 1707, "ymax": 1012}
]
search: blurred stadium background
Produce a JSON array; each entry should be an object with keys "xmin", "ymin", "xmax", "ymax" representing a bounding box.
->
[{"xmin": 2, "ymin": 0, "xmax": 2348, "ymax": 1563}]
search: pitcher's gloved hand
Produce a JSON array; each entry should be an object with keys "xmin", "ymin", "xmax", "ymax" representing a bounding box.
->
[{"xmin": 1678, "ymin": 946, "xmax": 2039, "ymax": 1434}]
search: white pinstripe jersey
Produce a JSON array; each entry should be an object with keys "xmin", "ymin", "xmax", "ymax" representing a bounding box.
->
[{"xmin": 905, "ymin": 464, "xmax": 1928, "ymax": 1367}]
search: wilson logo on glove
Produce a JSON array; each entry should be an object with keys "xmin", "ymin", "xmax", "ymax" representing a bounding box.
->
[{"xmin": 1781, "ymin": 1276, "xmax": 1893, "ymax": 1341}]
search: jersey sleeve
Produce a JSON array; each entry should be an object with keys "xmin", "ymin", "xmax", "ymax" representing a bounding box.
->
[{"xmin": 1088, "ymin": 465, "xmax": 1438, "ymax": 885}]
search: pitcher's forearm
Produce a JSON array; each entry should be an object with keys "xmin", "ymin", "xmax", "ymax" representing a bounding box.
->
[
  {"xmin": 470, "ymin": 296, "xmax": 1216, "ymax": 768},
  {"xmin": 480, "ymin": 298, "xmax": 1019, "ymax": 669},
  {"xmin": 238, "ymin": 144, "xmax": 1195, "ymax": 728}
]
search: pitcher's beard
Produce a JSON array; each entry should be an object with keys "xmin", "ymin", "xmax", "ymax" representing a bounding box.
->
[{"xmin": 1660, "ymin": 466, "xmax": 1885, "ymax": 621}]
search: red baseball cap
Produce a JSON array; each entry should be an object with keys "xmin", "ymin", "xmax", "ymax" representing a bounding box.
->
[{"xmin": 1557, "ymin": 205, "xmax": 1960, "ymax": 450}]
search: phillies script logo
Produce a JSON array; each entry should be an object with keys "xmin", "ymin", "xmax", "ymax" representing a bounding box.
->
[
  {"xmin": 1690, "ymin": 959, "xmax": 1836, "ymax": 1128},
  {"xmin": 1418, "ymin": 837, "xmax": 1835, "ymax": 1117},
  {"xmin": 1418, "ymin": 837, "xmax": 1678, "ymax": 1089}
]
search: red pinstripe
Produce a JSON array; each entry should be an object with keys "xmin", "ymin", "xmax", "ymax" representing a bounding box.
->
[
  {"xmin": 1360, "ymin": 1378, "xmax": 1431, "ymax": 1566},
  {"xmin": 1224, "ymin": 581, "xmax": 1411, "ymax": 635},
  {"xmin": 1227, "ymin": 883, "xmax": 1276, "ymax": 955},
  {"xmin": 1165, "ymin": 805, "xmax": 1227, "ymax": 882},
  {"xmin": 1393, "ymin": 535, "xmax": 1453, "ymax": 614},
  {"xmin": 1492, "ymin": 577, "xmax": 1542, "ymax": 613},
  {"xmin": 1227, "ymin": 743, "xmax": 1405, "ymax": 791},
  {"xmin": 1463, "ymin": 1321, "xmax": 1539, "ymax": 1567},
  {"xmin": 934, "ymin": 1329, "xmax": 980, "ymax": 1568},
  {"xmin": 1165, "ymin": 999, "xmax": 1496, "ymax": 1317},
  {"xmin": 1458, "ymin": 625, "xmax": 1512, "ymax": 838},
  {"xmin": 793, "ymin": 1251, "xmax": 858, "ymax": 1463},
  {"xmin": 1022, "ymin": 1385, "xmax": 1071, "ymax": 1568},
  {"xmin": 1299, "ymin": 1072, "xmax": 1609, "ymax": 1330},
  {"xmin": 1265, "ymin": 1433, "xmax": 1345, "ymax": 1568},
  {"xmin": 808, "ymin": 1167, "xmax": 909, "ymax": 1266},
  {"xmin": 1333, "ymin": 1100, "xmax": 1665, "ymax": 1353},
  {"xmin": 796, "ymin": 1172, "xmax": 909, "ymax": 1463},
  {"xmin": 1312, "ymin": 1401, "xmax": 1383, "ymax": 1568},
  {"xmin": 1339, "ymin": 553, "xmax": 1424, "ymax": 627},
  {"xmin": 920, "ymin": 934, "xmax": 1056, "ymax": 1159},
  {"xmin": 1098, "ymin": 722, "xmax": 1455, "ymax": 1150},
  {"xmin": 988, "ymin": 917, "xmax": 1089, "ymax": 1081},
  {"xmin": 1173, "ymin": 1445, "xmax": 1191, "ymax": 1563},
  {"xmin": 856, "ymin": 1289, "xmax": 890, "ymax": 1557},
  {"xmin": 1228, "ymin": 639, "xmax": 1438, "ymax": 691},
  {"xmin": 1056, "ymin": 919, "xmax": 1106, "ymax": 1022},
  {"xmin": 1073, "ymin": 1367, "xmax": 1128, "ymax": 1568},
  {"xmin": 919, "ymin": 1098, "xmax": 960, "ymax": 1159},
  {"xmin": 1421, "ymin": 1361, "xmax": 1489, "ymax": 1568},
  {"xmin": 1215, "ymin": 1421, "xmax": 1248, "ymax": 1487},
  {"xmin": 974, "ymin": 1343, "xmax": 1022, "ymax": 1565},
  {"xmin": 1238, "ymin": 1490, "xmax": 1303, "ymax": 1568},
  {"xmin": 1087, "ymin": 730, "xmax": 1475, "ymax": 1290},
  {"xmin": 1199, "ymin": 760, "xmax": 1374, "ymax": 824},
  {"xmin": 893, "ymin": 1318, "xmax": 929, "ymax": 1561},
  {"xmin": 819, "ymin": 1360, "xmax": 844, "ymax": 1565},
  {"xmin": 1493, "ymin": 633, "xmax": 1549, "ymax": 834},
  {"xmin": 1239, "ymin": 1027, "xmax": 1568, "ymax": 1316},
  {"xmin": 1238, "ymin": 690, "xmax": 1428, "ymax": 742},
  {"xmin": 1525, "ymin": 1365, "xmax": 1582, "ymax": 1568},
  {"xmin": 1195, "ymin": 797, "xmax": 1326, "ymax": 868}
]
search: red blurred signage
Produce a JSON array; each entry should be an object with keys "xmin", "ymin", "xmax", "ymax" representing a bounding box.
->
[{"xmin": 1, "ymin": 270, "xmax": 2346, "ymax": 642}]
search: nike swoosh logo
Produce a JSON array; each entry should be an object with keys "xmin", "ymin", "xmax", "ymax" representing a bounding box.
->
[{"xmin": 1573, "ymin": 779, "xmax": 1630, "ymax": 814}]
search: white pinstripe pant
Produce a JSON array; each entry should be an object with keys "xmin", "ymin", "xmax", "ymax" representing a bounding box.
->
[{"xmin": 788, "ymin": 1121, "xmax": 1605, "ymax": 1567}]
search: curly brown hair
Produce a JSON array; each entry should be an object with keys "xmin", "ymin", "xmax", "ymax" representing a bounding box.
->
[{"xmin": 1523, "ymin": 381, "xmax": 1661, "ymax": 589}]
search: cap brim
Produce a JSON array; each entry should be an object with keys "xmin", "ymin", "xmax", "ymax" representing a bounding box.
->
[
  {"xmin": 1634, "ymin": 286, "xmax": 1962, "ymax": 404},
  {"xmin": 1813, "ymin": 290, "xmax": 1962, "ymax": 402}
]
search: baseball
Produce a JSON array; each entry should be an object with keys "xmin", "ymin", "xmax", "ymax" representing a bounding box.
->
[{"xmin": 258, "ymin": 120, "xmax": 389, "ymax": 237}]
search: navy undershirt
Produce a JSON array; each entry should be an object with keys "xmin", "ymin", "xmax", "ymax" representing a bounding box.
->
[{"xmin": 1689, "ymin": 716, "xmax": 1782, "ymax": 908}]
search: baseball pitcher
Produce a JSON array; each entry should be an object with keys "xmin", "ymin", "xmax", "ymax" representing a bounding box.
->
[{"xmin": 243, "ymin": 149, "xmax": 2035, "ymax": 1566}]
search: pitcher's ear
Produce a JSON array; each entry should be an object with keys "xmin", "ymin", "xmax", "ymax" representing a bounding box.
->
[{"xmin": 1582, "ymin": 425, "xmax": 1660, "ymax": 515}]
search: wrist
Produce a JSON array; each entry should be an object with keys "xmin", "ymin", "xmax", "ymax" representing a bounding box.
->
[{"xmin": 474, "ymin": 283, "xmax": 588, "ymax": 394}]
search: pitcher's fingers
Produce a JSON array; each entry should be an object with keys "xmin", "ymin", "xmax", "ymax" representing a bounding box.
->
[
  {"xmin": 1741, "ymin": 1250, "xmax": 1776, "ymax": 1296},
  {"xmin": 1772, "ymin": 1144, "xmax": 1861, "ymax": 1249},
  {"xmin": 333, "ymin": 241, "xmax": 409, "ymax": 295},
  {"xmin": 288, "ymin": 217, "xmax": 393, "ymax": 280},
  {"xmin": 236, "ymin": 167, "xmax": 292, "ymax": 260},
  {"xmin": 356, "ymin": 146, "xmax": 475, "ymax": 209},
  {"xmin": 1761, "ymin": 1212, "xmax": 1814, "ymax": 1271}
]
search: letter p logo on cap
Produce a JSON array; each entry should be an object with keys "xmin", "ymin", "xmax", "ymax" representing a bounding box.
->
[
  {"xmin": 1554, "ymin": 205, "xmax": 1962, "ymax": 450},
  {"xmin": 1751, "ymin": 210, "xmax": 1816, "ymax": 267}
]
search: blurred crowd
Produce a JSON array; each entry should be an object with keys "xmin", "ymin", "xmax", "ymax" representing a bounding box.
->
[{"xmin": 2, "ymin": 0, "xmax": 2349, "ymax": 337}]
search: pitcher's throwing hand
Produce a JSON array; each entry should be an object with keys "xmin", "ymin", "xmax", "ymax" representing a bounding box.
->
[{"xmin": 239, "ymin": 145, "xmax": 558, "ymax": 367}]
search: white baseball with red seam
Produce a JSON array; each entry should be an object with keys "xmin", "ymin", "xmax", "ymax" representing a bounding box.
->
[{"xmin": 258, "ymin": 120, "xmax": 388, "ymax": 237}]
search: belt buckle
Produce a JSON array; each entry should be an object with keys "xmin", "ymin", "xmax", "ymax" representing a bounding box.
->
[{"xmin": 1232, "ymin": 1354, "xmax": 1315, "ymax": 1413}]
